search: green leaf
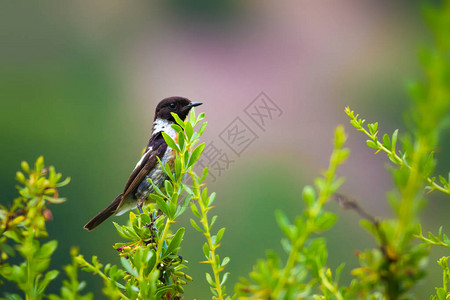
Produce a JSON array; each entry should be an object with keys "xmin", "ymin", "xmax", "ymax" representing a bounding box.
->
[
  {"xmin": 55, "ymin": 176, "xmax": 71, "ymax": 188},
  {"xmin": 15, "ymin": 171, "xmax": 26, "ymax": 184},
  {"xmin": 350, "ymin": 119, "xmax": 360, "ymax": 129},
  {"xmin": 275, "ymin": 210, "xmax": 290, "ymax": 229},
  {"xmin": 391, "ymin": 129, "xmax": 399, "ymax": 152},
  {"xmin": 205, "ymin": 272, "xmax": 214, "ymax": 286},
  {"xmin": 200, "ymin": 167, "xmax": 209, "ymax": 182},
  {"xmin": 210, "ymin": 286, "xmax": 218, "ymax": 297},
  {"xmin": 382, "ymin": 133, "xmax": 391, "ymax": 149},
  {"xmin": 37, "ymin": 240, "xmax": 58, "ymax": 258},
  {"xmin": 316, "ymin": 212, "xmax": 338, "ymax": 231},
  {"xmin": 184, "ymin": 150, "xmax": 190, "ymax": 170},
  {"xmin": 203, "ymin": 243, "xmax": 210, "ymax": 259},
  {"xmin": 37, "ymin": 270, "xmax": 59, "ymax": 294},
  {"xmin": 215, "ymin": 228, "xmax": 226, "ymax": 246},
  {"xmin": 164, "ymin": 162, "xmax": 175, "ymax": 181},
  {"xmin": 302, "ymin": 185, "xmax": 316, "ymax": 207},
  {"xmin": 367, "ymin": 122, "xmax": 378, "ymax": 135},
  {"xmin": 275, "ymin": 210, "xmax": 295, "ymax": 240},
  {"xmin": 45, "ymin": 196, "xmax": 67, "ymax": 204},
  {"xmin": 148, "ymin": 178, "xmax": 165, "ymax": 197},
  {"xmin": 185, "ymin": 121, "xmax": 194, "ymax": 141},
  {"xmin": 141, "ymin": 212, "xmax": 152, "ymax": 224},
  {"xmin": 201, "ymin": 187, "xmax": 209, "ymax": 207},
  {"xmin": 1, "ymin": 243, "xmax": 15, "ymax": 257},
  {"xmin": 113, "ymin": 222, "xmax": 133, "ymax": 239},
  {"xmin": 171, "ymin": 123, "xmax": 183, "ymax": 134},
  {"xmin": 5, "ymin": 293, "xmax": 25, "ymax": 300},
  {"xmin": 175, "ymin": 195, "xmax": 191, "ymax": 218},
  {"xmin": 182, "ymin": 184, "xmax": 193, "ymax": 195},
  {"xmin": 120, "ymin": 257, "xmax": 138, "ymax": 277},
  {"xmin": 336, "ymin": 148, "xmax": 350, "ymax": 163},
  {"xmin": 35, "ymin": 156, "xmax": 45, "ymax": 173},
  {"xmin": 168, "ymin": 197, "xmax": 177, "ymax": 219},
  {"xmin": 3, "ymin": 231, "xmax": 21, "ymax": 243},
  {"xmin": 436, "ymin": 287, "xmax": 446, "ymax": 300},
  {"xmin": 210, "ymin": 215, "xmax": 218, "ymax": 229},
  {"xmin": 174, "ymin": 153, "xmax": 182, "ymax": 180},
  {"xmin": 190, "ymin": 202, "xmax": 201, "ymax": 218},
  {"xmin": 148, "ymin": 193, "xmax": 165, "ymax": 204},
  {"xmin": 190, "ymin": 106, "xmax": 196, "ymax": 124},
  {"xmin": 388, "ymin": 153, "xmax": 398, "ymax": 164},
  {"xmin": 334, "ymin": 125, "xmax": 347, "ymax": 149},
  {"xmin": 164, "ymin": 180, "xmax": 174, "ymax": 196},
  {"xmin": 155, "ymin": 197, "xmax": 169, "ymax": 217},
  {"xmin": 178, "ymin": 131, "xmax": 186, "ymax": 152},
  {"xmin": 221, "ymin": 272, "xmax": 230, "ymax": 286},
  {"xmin": 207, "ymin": 192, "xmax": 216, "ymax": 207},
  {"xmin": 196, "ymin": 112, "xmax": 205, "ymax": 124},
  {"xmin": 163, "ymin": 228, "xmax": 185, "ymax": 258},
  {"xmin": 190, "ymin": 219, "xmax": 204, "ymax": 233},
  {"xmin": 443, "ymin": 234, "xmax": 450, "ymax": 246},
  {"xmin": 198, "ymin": 122, "xmax": 208, "ymax": 137},
  {"xmin": 170, "ymin": 112, "xmax": 185, "ymax": 128},
  {"xmin": 21, "ymin": 160, "xmax": 30, "ymax": 173},
  {"xmin": 221, "ymin": 257, "xmax": 230, "ymax": 268},
  {"xmin": 366, "ymin": 140, "xmax": 378, "ymax": 149},
  {"xmin": 162, "ymin": 132, "xmax": 180, "ymax": 152},
  {"xmin": 188, "ymin": 143, "xmax": 205, "ymax": 168}
]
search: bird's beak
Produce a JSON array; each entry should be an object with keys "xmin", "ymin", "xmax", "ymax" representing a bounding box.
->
[{"xmin": 186, "ymin": 102, "xmax": 203, "ymax": 108}]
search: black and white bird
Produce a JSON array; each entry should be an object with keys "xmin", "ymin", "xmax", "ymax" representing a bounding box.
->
[{"xmin": 84, "ymin": 97, "xmax": 202, "ymax": 231}]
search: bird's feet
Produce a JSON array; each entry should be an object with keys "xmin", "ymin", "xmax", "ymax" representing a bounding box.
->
[{"xmin": 137, "ymin": 203, "xmax": 144, "ymax": 214}]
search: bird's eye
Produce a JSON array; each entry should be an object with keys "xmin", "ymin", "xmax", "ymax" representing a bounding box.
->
[{"xmin": 169, "ymin": 103, "xmax": 176, "ymax": 108}]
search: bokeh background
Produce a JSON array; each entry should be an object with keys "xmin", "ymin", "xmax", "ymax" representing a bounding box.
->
[{"xmin": 1, "ymin": 0, "xmax": 449, "ymax": 298}]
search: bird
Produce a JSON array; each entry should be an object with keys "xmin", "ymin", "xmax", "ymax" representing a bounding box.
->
[{"xmin": 84, "ymin": 97, "xmax": 202, "ymax": 231}]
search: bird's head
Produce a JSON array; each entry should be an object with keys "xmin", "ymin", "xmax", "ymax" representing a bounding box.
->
[{"xmin": 154, "ymin": 97, "xmax": 202, "ymax": 122}]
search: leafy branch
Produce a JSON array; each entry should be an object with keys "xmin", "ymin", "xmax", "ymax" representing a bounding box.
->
[
  {"xmin": 235, "ymin": 125, "xmax": 349, "ymax": 299},
  {"xmin": 171, "ymin": 109, "xmax": 230, "ymax": 299},
  {"xmin": 416, "ymin": 226, "xmax": 450, "ymax": 248},
  {"xmin": 48, "ymin": 248, "xmax": 93, "ymax": 300},
  {"xmin": 345, "ymin": 107, "xmax": 450, "ymax": 195},
  {"xmin": 0, "ymin": 157, "xmax": 71, "ymax": 300},
  {"xmin": 431, "ymin": 256, "xmax": 450, "ymax": 300},
  {"xmin": 344, "ymin": 2, "xmax": 450, "ymax": 298},
  {"xmin": 76, "ymin": 108, "xmax": 219, "ymax": 299},
  {"xmin": 190, "ymin": 170, "xmax": 229, "ymax": 300},
  {"xmin": 75, "ymin": 253, "xmax": 127, "ymax": 300}
]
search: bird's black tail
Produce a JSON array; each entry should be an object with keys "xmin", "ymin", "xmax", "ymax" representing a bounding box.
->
[{"xmin": 84, "ymin": 194, "xmax": 123, "ymax": 231}]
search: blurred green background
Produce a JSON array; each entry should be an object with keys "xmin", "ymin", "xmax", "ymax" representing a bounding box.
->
[{"xmin": 1, "ymin": 1, "xmax": 449, "ymax": 298}]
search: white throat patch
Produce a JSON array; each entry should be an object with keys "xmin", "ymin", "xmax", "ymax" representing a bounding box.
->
[
  {"xmin": 153, "ymin": 118, "xmax": 177, "ymax": 139},
  {"xmin": 153, "ymin": 118, "xmax": 171, "ymax": 134}
]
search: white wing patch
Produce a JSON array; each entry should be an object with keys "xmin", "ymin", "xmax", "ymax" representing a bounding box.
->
[
  {"xmin": 133, "ymin": 119, "xmax": 176, "ymax": 172},
  {"xmin": 134, "ymin": 147, "xmax": 152, "ymax": 169}
]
